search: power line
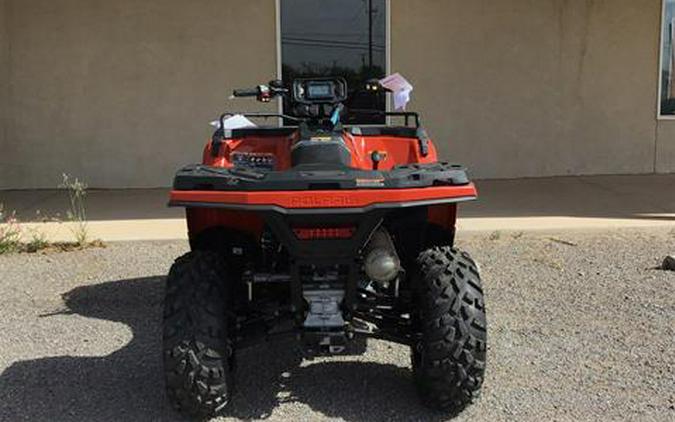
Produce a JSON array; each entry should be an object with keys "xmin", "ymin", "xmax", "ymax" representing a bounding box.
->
[
  {"xmin": 282, "ymin": 36, "xmax": 385, "ymax": 49},
  {"xmin": 283, "ymin": 40, "xmax": 385, "ymax": 53}
]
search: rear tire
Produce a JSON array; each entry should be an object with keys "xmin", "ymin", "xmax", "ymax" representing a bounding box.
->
[
  {"xmin": 411, "ymin": 246, "xmax": 487, "ymax": 413},
  {"xmin": 163, "ymin": 251, "xmax": 234, "ymax": 417}
]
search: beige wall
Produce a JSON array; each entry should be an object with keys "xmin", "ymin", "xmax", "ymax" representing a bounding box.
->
[
  {"xmin": 0, "ymin": 0, "xmax": 7, "ymax": 178},
  {"xmin": 0, "ymin": 0, "xmax": 277, "ymax": 189},
  {"xmin": 392, "ymin": 0, "xmax": 665, "ymax": 179},
  {"xmin": 657, "ymin": 121, "xmax": 675, "ymax": 172},
  {"xmin": 0, "ymin": 0, "xmax": 672, "ymax": 189}
]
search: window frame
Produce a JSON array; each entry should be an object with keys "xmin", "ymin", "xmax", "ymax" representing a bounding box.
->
[
  {"xmin": 274, "ymin": 0, "xmax": 392, "ymax": 124},
  {"xmin": 659, "ymin": 0, "xmax": 675, "ymax": 119}
]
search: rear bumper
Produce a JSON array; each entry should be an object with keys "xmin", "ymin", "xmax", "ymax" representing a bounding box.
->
[
  {"xmin": 169, "ymin": 184, "xmax": 477, "ymax": 215},
  {"xmin": 173, "ymin": 162, "xmax": 471, "ymax": 191}
]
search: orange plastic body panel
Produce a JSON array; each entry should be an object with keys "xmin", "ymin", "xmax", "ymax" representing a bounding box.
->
[
  {"xmin": 203, "ymin": 133, "xmax": 297, "ymax": 169},
  {"xmin": 346, "ymin": 132, "xmax": 438, "ymax": 170},
  {"xmin": 183, "ymin": 129, "xmax": 471, "ymax": 238},
  {"xmin": 202, "ymin": 131, "xmax": 438, "ymax": 171}
]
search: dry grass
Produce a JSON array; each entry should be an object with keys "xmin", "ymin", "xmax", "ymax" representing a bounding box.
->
[
  {"xmin": 59, "ymin": 173, "xmax": 89, "ymax": 246},
  {"xmin": 0, "ymin": 205, "xmax": 22, "ymax": 254},
  {"xmin": 1, "ymin": 193, "xmax": 103, "ymax": 255}
]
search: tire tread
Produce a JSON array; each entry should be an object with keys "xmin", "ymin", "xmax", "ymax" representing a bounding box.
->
[
  {"xmin": 412, "ymin": 246, "xmax": 487, "ymax": 413},
  {"xmin": 163, "ymin": 251, "xmax": 233, "ymax": 417}
]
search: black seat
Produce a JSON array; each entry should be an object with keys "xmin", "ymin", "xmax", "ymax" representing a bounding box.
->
[{"xmin": 291, "ymin": 134, "xmax": 351, "ymax": 168}]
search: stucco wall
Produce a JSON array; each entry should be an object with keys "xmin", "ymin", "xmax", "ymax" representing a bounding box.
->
[
  {"xmin": 657, "ymin": 121, "xmax": 675, "ymax": 172},
  {"xmin": 0, "ymin": 0, "xmax": 7, "ymax": 186},
  {"xmin": 392, "ymin": 0, "xmax": 664, "ymax": 179},
  {"xmin": 0, "ymin": 0, "xmax": 672, "ymax": 189},
  {"xmin": 0, "ymin": 0, "xmax": 277, "ymax": 189}
]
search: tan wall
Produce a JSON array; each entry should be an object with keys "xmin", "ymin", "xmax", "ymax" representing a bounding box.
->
[
  {"xmin": 657, "ymin": 121, "xmax": 675, "ymax": 172},
  {"xmin": 0, "ymin": 0, "xmax": 7, "ymax": 180},
  {"xmin": 392, "ymin": 0, "xmax": 665, "ymax": 179},
  {"xmin": 0, "ymin": 0, "xmax": 672, "ymax": 189},
  {"xmin": 0, "ymin": 0, "xmax": 277, "ymax": 189}
]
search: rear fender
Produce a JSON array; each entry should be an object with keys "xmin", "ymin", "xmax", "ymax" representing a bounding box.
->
[
  {"xmin": 385, "ymin": 205, "xmax": 457, "ymax": 271},
  {"xmin": 427, "ymin": 204, "xmax": 457, "ymax": 231},
  {"xmin": 186, "ymin": 209, "xmax": 264, "ymax": 273},
  {"xmin": 186, "ymin": 208, "xmax": 265, "ymax": 241}
]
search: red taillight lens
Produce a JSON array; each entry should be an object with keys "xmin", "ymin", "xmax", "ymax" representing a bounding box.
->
[{"xmin": 292, "ymin": 227, "xmax": 356, "ymax": 240}]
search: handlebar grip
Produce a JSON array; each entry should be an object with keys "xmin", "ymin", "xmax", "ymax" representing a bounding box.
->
[{"xmin": 232, "ymin": 88, "xmax": 259, "ymax": 97}]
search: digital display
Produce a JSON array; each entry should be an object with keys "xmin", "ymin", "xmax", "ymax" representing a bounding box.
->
[{"xmin": 307, "ymin": 83, "xmax": 333, "ymax": 99}]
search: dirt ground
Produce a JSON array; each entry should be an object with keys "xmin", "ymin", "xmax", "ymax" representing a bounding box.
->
[{"xmin": 0, "ymin": 228, "xmax": 673, "ymax": 421}]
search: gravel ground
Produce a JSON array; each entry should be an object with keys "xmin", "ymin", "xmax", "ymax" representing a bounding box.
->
[{"xmin": 0, "ymin": 228, "xmax": 673, "ymax": 422}]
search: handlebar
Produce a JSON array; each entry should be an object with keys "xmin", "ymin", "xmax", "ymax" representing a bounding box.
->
[
  {"xmin": 232, "ymin": 83, "xmax": 288, "ymax": 102},
  {"xmin": 232, "ymin": 88, "xmax": 260, "ymax": 97},
  {"xmin": 229, "ymin": 78, "xmax": 405, "ymax": 125}
]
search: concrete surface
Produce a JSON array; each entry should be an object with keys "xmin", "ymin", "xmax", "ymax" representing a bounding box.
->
[
  {"xmin": 0, "ymin": 229, "xmax": 673, "ymax": 421},
  {"xmin": 1, "ymin": 0, "xmax": 674, "ymax": 189},
  {"xmin": 1, "ymin": 174, "xmax": 674, "ymax": 242},
  {"xmin": 460, "ymin": 173, "xmax": 675, "ymax": 232}
]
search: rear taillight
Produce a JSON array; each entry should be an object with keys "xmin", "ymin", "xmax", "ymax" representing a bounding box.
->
[{"xmin": 292, "ymin": 227, "xmax": 356, "ymax": 240}]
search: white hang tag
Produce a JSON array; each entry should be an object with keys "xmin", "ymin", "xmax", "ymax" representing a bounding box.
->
[{"xmin": 379, "ymin": 73, "xmax": 413, "ymax": 111}]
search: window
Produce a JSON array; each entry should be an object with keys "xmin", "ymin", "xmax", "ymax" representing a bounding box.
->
[
  {"xmin": 279, "ymin": 0, "xmax": 388, "ymax": 124},
  {"xmin": 661, "ymin": 0, "xmax": 675, "ymax": 115}
]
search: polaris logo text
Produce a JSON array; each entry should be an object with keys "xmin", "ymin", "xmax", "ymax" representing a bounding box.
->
[{"xmin": 290, "ymin": 195, "xmax": 359, "ymax": 208}]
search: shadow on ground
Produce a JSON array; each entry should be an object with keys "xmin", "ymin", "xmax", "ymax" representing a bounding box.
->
[{"xmin": 0, "ymin": 277, "xmax": 448, "ymax": 422}]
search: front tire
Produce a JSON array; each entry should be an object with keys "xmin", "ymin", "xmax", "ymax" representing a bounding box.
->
[
  {"xmin": 411, "ymin": 246, "xmax": 487, "ymax": 413},
  {"xmin": 163, "ymin": 251, "xmax": 234, "ymax": 417}
]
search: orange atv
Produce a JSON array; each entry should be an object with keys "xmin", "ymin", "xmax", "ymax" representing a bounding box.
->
[{"xmin": 164, "ymin": 77, "xmax": 487, "ymax": 417}]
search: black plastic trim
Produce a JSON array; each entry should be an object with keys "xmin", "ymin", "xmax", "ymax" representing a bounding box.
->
[
  {"xmin": 173, "ymin": 162, "xmax": 471, "ymax": 192},
  {"xmin": 350, "ymin": 126, "xmax": 419, "ymax": 138},
  {"xmin": 224, "ymin": 127, "xmax": 298, "ymax": 137}
]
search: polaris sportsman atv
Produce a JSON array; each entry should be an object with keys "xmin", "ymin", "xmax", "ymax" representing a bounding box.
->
[{"xmin": 164, "ymin": 77, "xmax": 487, "ymax": 417}]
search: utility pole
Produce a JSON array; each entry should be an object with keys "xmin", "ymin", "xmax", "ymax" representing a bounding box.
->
[{"xmin": 368, "ymin": 0, "xmax": 373, "ymax": 69}]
